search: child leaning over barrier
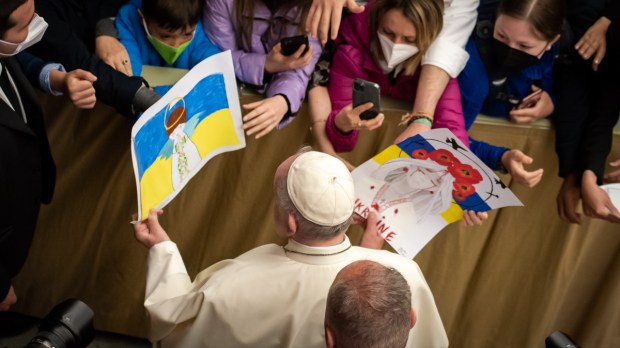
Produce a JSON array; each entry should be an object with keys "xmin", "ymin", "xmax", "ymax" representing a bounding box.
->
[
  {"xmin": 203, "ymin": 0, "xmax": 321, "ymax": 139},
  {"xmin": 115, "ymin": 0, "xmax": 220, "ymax": 78}
]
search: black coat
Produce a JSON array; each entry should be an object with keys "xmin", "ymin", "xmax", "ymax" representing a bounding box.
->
[
  {"xmin": 554, "ymin": 0, "xmax": 620, "ymax": 180},
  {"xmin": 0, "ymin": 57, "xmax": 55, "ymax": 301},
  {"xmin": 27, "ymin": 0, "xmax": 144, "ymax": 118}
]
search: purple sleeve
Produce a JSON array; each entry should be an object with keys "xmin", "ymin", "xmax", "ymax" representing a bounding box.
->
[
  {"xmin": 202, "ymin": 0, "xmax": 266, "ymax": 85},
  {"xmin": 266, "ymin": 34, "xmax": 322, "ymax": 125}
]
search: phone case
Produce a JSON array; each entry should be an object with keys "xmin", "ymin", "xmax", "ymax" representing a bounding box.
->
[
  {"xmin": 516, "ymin": 88, "xmax": 543, "ymax": 110},
  {"xmin": 352, "ymin": 79, "xmax": 381, "ymax": 120},
  {"xmin": 280, "ymin": 35, "xmax": 309, "ymax": 56}
]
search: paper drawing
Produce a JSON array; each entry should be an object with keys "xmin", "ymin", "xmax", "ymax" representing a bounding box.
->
[
  {"xmin": 131, "ymin": 51, "xmax": 245, "ymax": 220},
  {"xmin": 352, "ymin": 128, "xmax": 522, "ymax": 258}
]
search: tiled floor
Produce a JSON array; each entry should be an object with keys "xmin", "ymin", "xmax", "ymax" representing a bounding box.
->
[{"xmin": 0, "ymin": 311, "xmax": 149, "ymax": 348}]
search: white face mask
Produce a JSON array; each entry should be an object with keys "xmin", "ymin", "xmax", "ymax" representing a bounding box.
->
[
  {"xmin": 0, "ymin": 14, "xmax": 48, "ymax": 58},
  {"xmin": 377, "ymin": 31, "xmax": 419, "ymax": 69}
]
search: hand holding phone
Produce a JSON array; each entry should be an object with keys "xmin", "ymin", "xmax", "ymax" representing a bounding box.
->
[
  {"xmin": 515, "ymin": 88, "xmax": 543, "ymax": 110},
  {"xmin": 352, "ymin": 78, "xmax": 381, "ymax": 120},
  {"xmin": 280, "ymin": 35, "xmax": 309, "ymax": 56}
]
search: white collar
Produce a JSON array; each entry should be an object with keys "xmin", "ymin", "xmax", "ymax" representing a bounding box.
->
[{"xmin": 282, "ymin": 236, "xmax": 352, "ymax": 265}]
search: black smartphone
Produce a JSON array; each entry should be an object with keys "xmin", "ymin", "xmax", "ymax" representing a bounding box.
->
[
  {"xmin": 280, "ymin": 35, "xmax": 309, "ymax": 56},
  {"xmin": 352, "ymin": 78, "xmax": 381, "ymax": 120}
]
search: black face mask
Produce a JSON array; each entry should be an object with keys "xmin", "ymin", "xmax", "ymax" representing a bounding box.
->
[{"xmin": 492, "ymin": 38, "xmax": 542, "ymax": 77}]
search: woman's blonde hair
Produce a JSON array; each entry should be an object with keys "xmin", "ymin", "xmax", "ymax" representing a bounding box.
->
[{"xmin": 369, "ymin": 0, "xmax": 444, "ymax": 75}]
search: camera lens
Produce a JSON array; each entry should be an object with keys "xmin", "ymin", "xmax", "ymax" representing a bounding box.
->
[{"xmin": 25, "ymin": 299, "xmax": 95, "ymax": 348}]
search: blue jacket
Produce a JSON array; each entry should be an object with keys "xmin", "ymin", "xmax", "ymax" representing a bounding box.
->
[
  {"xmin": 115, "ymin": 0, "xmax": 220, "ymax": 76},
  {"xmin": 458, "ymin": 37, "xmax": 557, "ymax": 170}
]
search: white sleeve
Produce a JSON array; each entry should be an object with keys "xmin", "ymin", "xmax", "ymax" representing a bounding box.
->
[{"xmin": 422, "ymin": 0, "xmax": 479, "ymax": 77}]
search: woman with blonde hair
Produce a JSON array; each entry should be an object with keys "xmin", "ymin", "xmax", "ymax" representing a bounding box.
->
[{"xmin": 322, "ymin": 0, "xmax": 469, "ymax": 152}]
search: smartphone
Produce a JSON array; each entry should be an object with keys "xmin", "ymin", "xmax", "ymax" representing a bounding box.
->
[
  {"xmin": 280, "ymin": 35, "xmax": 309, "ymax": 56},
  {"xmin": 352, "ymin": 78, "xmax": 381, "ymax": 120},
  {"xmin": 515, "ymin": 88, "xmax": 543, "ymax": 110}
]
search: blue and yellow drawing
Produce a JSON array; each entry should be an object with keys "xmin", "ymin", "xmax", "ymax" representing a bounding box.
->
[{"xmin": 134, "ymin": 73, "xmax": 241, "ymax": 218}]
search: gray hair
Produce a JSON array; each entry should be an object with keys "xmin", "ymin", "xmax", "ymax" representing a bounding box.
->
[{"xmin": 325, "ymin": 260, "xmax": 412, "ymax": 348}]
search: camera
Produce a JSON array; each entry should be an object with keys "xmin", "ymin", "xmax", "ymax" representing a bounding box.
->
[{"xmin": 25, "ymin": 299, "xmax": 95, "ymax": 348}]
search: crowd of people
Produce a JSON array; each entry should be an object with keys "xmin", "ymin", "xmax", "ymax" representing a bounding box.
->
[{"xmin": 1, "ymin": 0, "xmax": 619, "ymax": 346}]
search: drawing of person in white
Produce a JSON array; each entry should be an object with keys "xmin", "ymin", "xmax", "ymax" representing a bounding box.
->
[
  {"xmin": 365, "ymin": 158, "xmax": 454, "ymax": 224},
  {"xmin": 164, "ymin": 98, "xmax": 201, "ymax": 190}
]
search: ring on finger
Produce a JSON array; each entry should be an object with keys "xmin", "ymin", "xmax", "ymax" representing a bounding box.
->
[
  {"xmin": 357, "ymin": 120, "xmax": 362, "ymax": 128},
  {"xmin": 122, "ymin": 58, "xmax": 129, "ymax": 65}
]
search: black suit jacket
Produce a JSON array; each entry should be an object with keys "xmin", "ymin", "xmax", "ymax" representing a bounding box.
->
[
  {"xmin": 0, "ymin": 57, "xmax": 55, "ymax": 301},
  {"xmin": 28, "ymin": 0, "xmax": 144, "ymax": 118}
]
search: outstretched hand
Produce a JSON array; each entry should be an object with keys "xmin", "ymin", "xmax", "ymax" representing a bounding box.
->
[
  {"xmin": 242, "ymin": 95, "xmax": 289, "ymax": 139},
  {"xmin": 501, "ymin": 149, "xmax": 544, "ymax": 188},
  {"xmin": 305, "ymin": 0, "xmax": 365, "ymax": 44},
  {"xmin": 132, "ymin": 209, "xmax": 170, "ymax": 248}
]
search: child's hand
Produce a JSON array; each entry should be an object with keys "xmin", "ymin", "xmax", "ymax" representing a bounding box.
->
[
  {"xmin": 501, "ymin": 149, "xmax": 544, "ymax": 188},
  {"xmin": 461, "ymin": 210, "xmax": 488, "ymax": 226},
  {"xmin": 575, "ymin": 16, "xmax": 612, "ymax": 71},
  {"xmin": 509, "ymin": 86, "xmax": 553, "ymax": 123},
  {"xmin": 265, "ymin": 43, "xmax": 313, "ymax": 74},
  {"xmin": 242, "ymin": 95, "xmax": 289, "ymax": 139},
  {"xmin": 334, "ymin": 103, "xmax": 384, "ymax": 133},
  {"xmin": 96, "ymin": 35, "xmax": 133, "ymax": 76}
]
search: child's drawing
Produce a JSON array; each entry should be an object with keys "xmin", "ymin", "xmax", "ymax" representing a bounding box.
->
[{"xmin": 131, "ymin": 51, "xmax": 245, "ymax": 220}]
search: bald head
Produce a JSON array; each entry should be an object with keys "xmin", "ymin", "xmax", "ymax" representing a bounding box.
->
[{"xmin": 325, "ymin": 260, "xmax": 414, "ymax": 348}]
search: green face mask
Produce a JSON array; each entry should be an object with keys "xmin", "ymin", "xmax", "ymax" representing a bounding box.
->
[{"xmin": 143, "ymin": 19, "xmax": 194, "ymax": 65}]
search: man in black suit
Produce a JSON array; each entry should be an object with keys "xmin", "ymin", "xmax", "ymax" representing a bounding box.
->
[
  {"xmin": 27, "ymin": 0, "xmax": 159, "ymax": 118},
  {"xmin": 0, "ymin": 0, "xmax": 56, "ymax": 311}
]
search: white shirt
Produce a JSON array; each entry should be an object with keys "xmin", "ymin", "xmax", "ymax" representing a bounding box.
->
[
  {"xmin": 423, "ymin": 0, "xmax": 479, "ymax": 77},
  {"xmin": 0, "ymin": 62, "xmax": 27, "ymax": 123},
  {"xmin": 144, "ymin": 236, "xmax": 448, "ymax": 348}
]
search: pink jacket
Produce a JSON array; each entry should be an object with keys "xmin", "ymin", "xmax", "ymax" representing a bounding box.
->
[{"xmin": 326, "ymin": 8, "xmax": 468, "ymax": 152}]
